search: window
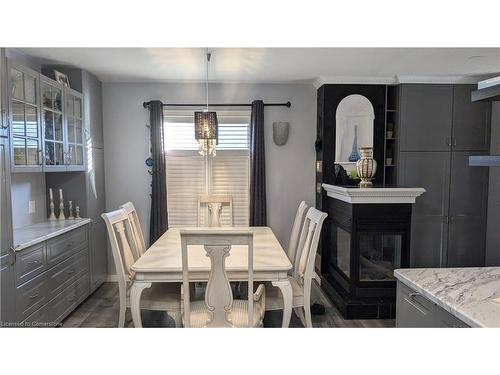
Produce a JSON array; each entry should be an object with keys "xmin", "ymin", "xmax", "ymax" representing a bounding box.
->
[{"xmin": 164, "ymin": 110, "xmax": 250, "ymax": 227}]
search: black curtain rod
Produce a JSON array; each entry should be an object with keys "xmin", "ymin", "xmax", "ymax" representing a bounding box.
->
[{"xmin": 143, "ymin": 101, "xmax": 291, "ymax": 109}]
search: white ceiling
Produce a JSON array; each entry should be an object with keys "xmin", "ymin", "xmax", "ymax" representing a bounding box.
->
[{"xmin": 17, "ymin": 48, "xmax": 500, "ymax": 84}]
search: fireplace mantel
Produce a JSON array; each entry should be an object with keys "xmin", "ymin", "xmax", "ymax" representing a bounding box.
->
[{"xmin": 322, "ymin": 184, "xmax": 425, "ymax": 204}]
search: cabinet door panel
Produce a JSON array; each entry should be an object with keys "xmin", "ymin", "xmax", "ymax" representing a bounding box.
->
[
  {"xmin": 399, "ymin": 152, "xmax": 450, "ymax": 267},
  {"xmin": 452, "ymin": 85, "xmax": 491, "ymax": 151},
  {"xmin": 90, "ymin": 221, "xmax": 107, "ymax": 291},
  {"xmin": 87, "ymin": 148, "xmax": 105, "ymax": 220},
  {"xmin": 7, "ymin": 61, "xmax": 42, "ymax": 172},
  {"xmin": 83, "ymin": 72, "xmax": 104, "ymax": 148},
  {"xmin": 409, "ymin": 216, "xmax": 447, "ymax": 268},
  {"xmin": 448, "ymin": 217, "xmax": 486, "ymax": 267},
  {"xmin": 400, "ymin": 84, "xmax": 453, "ymax": 151},
  {"xmin": 448, "ymin": 151, "xmax": 488, "ymax": 266},
  {"xmin": 65, "ymin": 90, "xmax": 85, "ymax": 171},
  {"xmin": 1, "ymin": 254, "xmax": 15, "ymax": 323},
  {"xmin": 1, "ymin": 142, "xmax": 12, "ymax": 255}
]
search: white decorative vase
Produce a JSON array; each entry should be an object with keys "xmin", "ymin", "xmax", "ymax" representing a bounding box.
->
[
  {"xmin": 272, "ymin": 122, "xmax": 290, "ymax": 146},
  {"xmin": 356, "ymin": 147, "xmax": 377, "ymax": 187}
]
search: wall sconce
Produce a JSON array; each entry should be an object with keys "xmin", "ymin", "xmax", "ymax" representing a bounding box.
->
[{"xmin": 272, "ymin": 122, "xmax": 290, "ymax": 146}]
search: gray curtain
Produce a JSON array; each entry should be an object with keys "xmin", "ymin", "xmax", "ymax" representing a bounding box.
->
[
  {"xmin": 249, "ymin": 100, "xmax": 267, "ymax": 226},
  {"xmin": 147, "ymin": 101, "xmax": 168, "ymax": 244}
]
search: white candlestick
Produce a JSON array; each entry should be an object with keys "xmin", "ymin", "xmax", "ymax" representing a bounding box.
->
[
  {"xmin": 59, "ymin": 188, "xmax": 63, "ymax": 201},
  {"xmin": 49, "ymin": 188, "xmax": 53, "ymax": 201}
]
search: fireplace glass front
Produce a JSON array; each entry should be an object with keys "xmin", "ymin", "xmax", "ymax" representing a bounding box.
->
[
  {"xmin": 334, "ymin": 227, "xmax": 351, "ymax": 278},
  {"xmin": 359, "ymin": 233, "xmax": 402, "ymax": 282}
]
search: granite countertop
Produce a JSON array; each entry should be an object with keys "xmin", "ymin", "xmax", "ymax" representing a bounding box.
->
[
  {"xmin": 13, "ymin": 218, "xmax": 92, "ymax": 251},
  {"xmin": 394, "ymin": 267, "xmax": 500, "ymax": 328}
]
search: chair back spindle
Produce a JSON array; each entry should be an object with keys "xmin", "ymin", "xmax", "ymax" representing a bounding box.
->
[
  {"xmin": 293, "ymin": 208, "xmax": 328, "ymax": 285},
  {"xmin": 287, "ymin": 201, "xmax": 308, "ymax": 266},
  {"xmin": 180, "ymin": 230, "xmax": 254, "ymax": 327},
  {"xmin": 102, "ymin": 209, "xmax": 141, "ymax": 293},
  {"xmin": 197, "ymin": 195, "xmax": 233, "ymax": 227},
  {"xmin": 120, "ymin": 201, "xmax": 146, "ymax": 259}
]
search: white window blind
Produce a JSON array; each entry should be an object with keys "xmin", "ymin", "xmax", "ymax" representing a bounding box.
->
[{"xmin": 164, "ymin": 110, "xmax": 250, "ymax": 227}]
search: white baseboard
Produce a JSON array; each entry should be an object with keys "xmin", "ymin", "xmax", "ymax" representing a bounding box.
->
[{"xmin": 105, "ymin": 274, "xmax": 118, "ymax": 282}]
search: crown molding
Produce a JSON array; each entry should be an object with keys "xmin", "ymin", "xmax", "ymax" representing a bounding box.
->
[
  {"xmin": 396, "ymin": 75, "xmax": 481, "ymax": 84},
  {"xmin": 313, "ymin": 76, "xmax": 398, "ymax": 88},
  {"xmin": 313, "ymin": 74, "xmax": 484, "ymax": 88}
]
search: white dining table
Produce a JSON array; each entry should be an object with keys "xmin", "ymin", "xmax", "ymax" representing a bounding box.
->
[{"xmin": 130, "ymin": 226, "xmax": 293, "ymax": 327}]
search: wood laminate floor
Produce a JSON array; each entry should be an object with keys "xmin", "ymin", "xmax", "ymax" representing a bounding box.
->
[{"xmin": 62, "ymin": 282, "xmax": 395, "ymax": 328}]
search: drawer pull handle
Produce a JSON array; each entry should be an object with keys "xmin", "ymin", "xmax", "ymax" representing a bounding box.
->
[
  {"xmin": 29, "ymin": 292, "xmax": 40, "ymax": 299},
  {"xmin": 67, "ymin": 269, "xmax": 76, "ymax": 274},
  {"xmin": 66, "ymin": 241, "xmax": 75, "ymax": 248},
  {"xmin": 27, "ymin": 260, "xmax": 39, "ymax": 266},
  {"xmin": 409, "ymin": 292, "xmax": 420, "ymax": 298}
]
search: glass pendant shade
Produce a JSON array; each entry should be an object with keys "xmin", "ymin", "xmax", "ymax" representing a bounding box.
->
[
  {"xmin": 194, "ymin": 111, "xmax": 218, "ymax": 141},
  {"xmin": 194, "ymin": 111, "xmax": 218, "ymax": 156}
]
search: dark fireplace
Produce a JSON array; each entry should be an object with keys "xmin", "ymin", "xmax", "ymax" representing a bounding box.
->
[{"xmin": 321, "ymin": 197, "xmax": 412, "ymax": 319}]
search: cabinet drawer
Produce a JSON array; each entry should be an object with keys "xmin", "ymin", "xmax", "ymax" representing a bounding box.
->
[
  {"xmin": 15, "ymin": 243, "xmax": 46, "ymax": 286},
  {"xmin": 48, "ymin": 248, "xmax": 89, "ymax": 299},
  {"xmin": 396, "ymin": 281, "xmax": 469, "ymax": 328},
  {"xmin": 16, "ymin": 272, "xmax": 49, "ymax": 321},
  {"xmin": 47, "ymin": 226, "xmax": 88, "ymax": 266},
  {"xmin": 22, "ymin": 302, "xmax": 52, "ymax": 326},
  {"xmin": 51, "ymin": 272, "xmax": 90, "ymax": 324},
  {"xmin": 436, "ymin": 305, "xmax": 470, "ymax": 328}
]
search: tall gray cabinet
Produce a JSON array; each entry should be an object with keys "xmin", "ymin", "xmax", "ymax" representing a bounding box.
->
[
  {"xmin": 1, "ymin": 48, "xmax": 15, "ymax": 323},
  {"xmin": 398, "ymin": 84, "xmax": 490, "ymax": 268},
  {"xmin": 43, "ymin": 67, "xmax": 107, "ymax": 292}
]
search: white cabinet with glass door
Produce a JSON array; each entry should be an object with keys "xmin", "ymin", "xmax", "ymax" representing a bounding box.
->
[
  {"xmin": 40, "ymin": 76, "xmax": 66, "ymax": 171},
  {"xmin": 7, "ymin": 60, "xmax": 42, "ymax": 172},
  {"xmin": 65, "ymin": 88, "xmax": 85, "ymax": 171}
]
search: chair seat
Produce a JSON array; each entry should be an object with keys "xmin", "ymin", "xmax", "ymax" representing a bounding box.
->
[
  {"xmin": 265, "ymin": 277, "xmax": 304, "ymax": 311},
  {"xmin": 127, "ymin": 282, "xmax": 182, "ymax": 312},
  {"xmin": 186, "ymin": 299, "xmax": 265, "ymax": 327}
]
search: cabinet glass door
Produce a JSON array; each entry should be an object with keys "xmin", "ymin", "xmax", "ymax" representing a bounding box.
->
[
  {"xmin": 65, "ymin": 91, "xmax": 84, "ymax": 169},
  {"xmin": 9, "ymin": 64, "xmax": 41, "ymax": 170},
  {"xmin": 41, "ymin": 79, "xmax": 65, "ymax": 168}
]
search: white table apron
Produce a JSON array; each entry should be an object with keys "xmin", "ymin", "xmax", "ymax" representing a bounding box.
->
[{"xmin": 130, "ymin": 227, "xmax": 293, "ymax": 328}]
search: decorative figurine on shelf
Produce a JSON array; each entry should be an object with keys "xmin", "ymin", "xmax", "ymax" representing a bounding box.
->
[
  {"xmin": 386, "ymin": 122, "xmax": 394, "ymax": 138},
  {"xmin": 48, "ymin": 188, "xmax": 57, "ymax": 221},
  {"xmin": 75, "ymin": 206, "xmax": 81, "ymax": 219},
  {"xmin": 58, "ymin": 188, "xmax": 66, "ymax": 221},
  {"xmin": 68, "ymin": 201, "xmax": 75, "ymax": 220},
  {"xmin": 348, "ymin": 125, "xmax": 360, "ymax": 162}
]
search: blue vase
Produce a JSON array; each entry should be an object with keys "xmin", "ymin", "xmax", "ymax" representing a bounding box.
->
[{"xmin": 348, "ymin": 125, "xmax": 360, "ymax": 162}]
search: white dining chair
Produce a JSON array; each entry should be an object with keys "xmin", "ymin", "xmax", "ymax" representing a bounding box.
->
[
  {"xmin": 197, "ymin": 194, "xmax": 233, "ymax": 227},
  {"xmin": 265, "ymin": 207, "xmax": 327, "ymax": 328},
  {"xmin": 180, "ymin": 229, "xmax": 266, "ymax": 328},
  {"xmin": 119, "ymin": 201, "xmax": 146, "ymax": 259},
  {"xmin": 102, "ymin": 209, "xmax": 182, "ymax": 327},
  {"xmin": 287, "ymin": 201, "xmax": 308, "ymax": 266}
]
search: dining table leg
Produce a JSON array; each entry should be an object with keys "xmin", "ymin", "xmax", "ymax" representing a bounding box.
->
[
  {"xmin": 130, "ymin": 281, "xmax": 152, "ymax": 328},
  {"xmin": 272, "ymin": 279, "xmax": 293, "ymax": 328}
]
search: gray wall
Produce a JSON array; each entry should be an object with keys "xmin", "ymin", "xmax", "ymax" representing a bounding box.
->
[
  {"xmin": 102, "ymin": 82, "xmax": 316, "ymax": 256},
  {"xmin": 10, "ymin": 173, "xmax": 47, "ymax": 229},
  {"xmin": 486, "ymin": 102, "xmax": 500, "ymax": 265}
]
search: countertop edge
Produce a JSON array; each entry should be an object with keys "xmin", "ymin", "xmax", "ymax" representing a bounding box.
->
[
  {"xmin": 394, "ymin": 270, "xmax": 481, "ymax": 328},
  {"xmin": 14, "ymin": 218, "xmax": 93, "ymax": 251}
]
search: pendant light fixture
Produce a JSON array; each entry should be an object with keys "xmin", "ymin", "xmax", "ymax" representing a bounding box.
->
[{"xmin": 194, "ymin": 49, "xmax": 218, "ymax": 156}]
